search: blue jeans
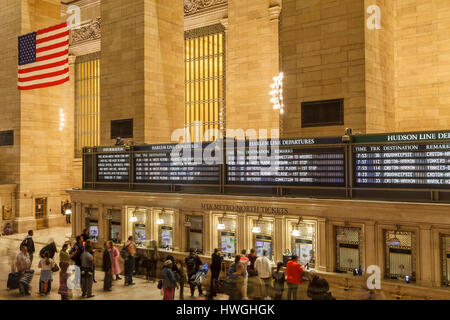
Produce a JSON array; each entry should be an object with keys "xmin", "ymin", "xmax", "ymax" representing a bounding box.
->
[{"xmin": 125, "ymin": 256, "xmax": 135, "ymax": 285}]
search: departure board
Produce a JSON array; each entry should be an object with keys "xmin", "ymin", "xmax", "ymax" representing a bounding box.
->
[
  {"xmin": 134, "ymin": 143, "xmax": 220, "ymax": 185},
  {"xmin": 226, "ymin": 138, "xmax": 345, "ymax": 186},
  {"xmin": 354, "ymin": 143, "xmax": 450, "ymax": 188},
  {"xmin": 96, "ymin": 147, "xmax": 130, "ymax": 182}
]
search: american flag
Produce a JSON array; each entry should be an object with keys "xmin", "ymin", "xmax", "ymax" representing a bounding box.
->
[{"xmin": 18, "ymin": 22, "xmax": 69, "ymax": 90}]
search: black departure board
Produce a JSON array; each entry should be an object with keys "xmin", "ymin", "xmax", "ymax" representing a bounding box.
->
[
  {"xmin": 354, "ymin": 143, "xmax": 450, "ymax": 188},
  {"xmin": 96, "ymin": 147, "xmax": 130, "ymax": 182},
  {"xmin": 134, "ymin": 143, "xmax": 220, "ymax": 185},
  {"xmin": 226, "ymin": 138, "xmax": 345, "ymax": 186}
]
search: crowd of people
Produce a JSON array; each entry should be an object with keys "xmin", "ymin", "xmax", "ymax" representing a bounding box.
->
[{"xmin": 9, "ymin": 229, "xmax": 335, "ymax": 300}]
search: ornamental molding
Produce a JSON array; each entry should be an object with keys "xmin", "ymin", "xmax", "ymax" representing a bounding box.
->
[
  {"xmin": 70, "ymin": 17, "xmax": 101, "ymax": 45},
  {"xmin": 184, "ymin": 0, "xmax": 227, "ymax": 16}
]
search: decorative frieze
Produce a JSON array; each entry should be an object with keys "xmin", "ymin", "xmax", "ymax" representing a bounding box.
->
[
  {"xmin": 71, "ymin": 17, "xmax": 101, "ymax": 45},
  {"xmin": 184, "ymin": 0, "xmax": 227, "ymax": 16}
]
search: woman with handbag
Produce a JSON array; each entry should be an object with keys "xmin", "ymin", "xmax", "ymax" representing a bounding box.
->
[
  {"xmin": 161, "ymin": 260, "xmax": 178, "ymax": 300},
  {"xmin": 38, "ymin": 251, "xmax": 58, "ymax": 296}
]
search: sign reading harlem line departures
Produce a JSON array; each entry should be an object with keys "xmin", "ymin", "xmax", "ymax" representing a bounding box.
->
[{"xmin": 353, "ymin": 131, "xmax": 450, "ymax": 188}]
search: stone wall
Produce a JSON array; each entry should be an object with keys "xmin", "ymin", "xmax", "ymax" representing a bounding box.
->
[
  {"xmin": 394, "ymin": 0, "xmax": 450, "ymax": 132},
  {"xmin": 100, "ymin": 0, "xmax": 184, "ymax": 145},
  {"xmin": 226, "ymin": 0, "xmax": 280, "ymax": 134},
  {"xmin": 364, "ymin": 0, "xmax": 395, "ymax": 133},
  {"xmin": 281, "ymin": 0, "xmax": 366, "ymax": 138}
]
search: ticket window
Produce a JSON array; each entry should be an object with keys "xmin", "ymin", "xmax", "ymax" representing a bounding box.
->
[
  {"xmin": 442, "ymin": 235, "xmax": 450, "ymax": 286},
  {"xmin": 253, "ymin": 220, "xmax": 273, "ymax": 259},
  {"xmin": 127, "ymin": 208, "xmax": 148, "ymax": 247},
  {"xmin": 86, "ymin": 209, "xmax": 99, "ymax": 243},
  {"xmin": 157, "ymin": 210, "xmax": 174, "ymax": 250},
  {"xmin": 385, "ymin": 230, "xmax": 416, "ymax": 281},
  {"xmin": 109, "ymin": 210, "xmax": 122, "ymax": 244},
  {"xmin": 187, "ymin": 215, "xmax": 203, "ymax": 253},
  {"xmin": 335, "ymin": 227, "xmax": 361, "ymax": 273},
  {"xmin": 218, "ymin": 218, "xmax": 236, "ymax": 258},
  {"xmin": 290, "ymin": 221, "xmax": 316, "ymax": 267}
]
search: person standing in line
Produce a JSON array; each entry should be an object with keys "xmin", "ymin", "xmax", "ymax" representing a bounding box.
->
[
  {"xmin": 70, "ymin": 236, "xmax": 85, "ymax": 268},
  {"xmin": 38, "ymin": 251, "xmax": 56, "ymax": 296},
  {"xmin": 161, "ymin": 260, "xmax": 178, "ymax": 300},
  {"xmin": 80, "ymin": 243, "xmax": 95, "ymax": 298},
  {"xmin": 108, "ymin": 241, "xmax": 122, "ymax": 280},
  {"xmin": 209, "ymin": 248, "xmax": 223, "ymax": 298},
  {"xmin": 59, "ymin": 243, "xmax": 71, "ymax": 267},
  {"xmin": 247, "ymin": 248, "xmax": 258, "ymax": 276},
  {"xmin": 86, "ymin": 240, "xmax": 97, "ymax": 283},
  {"xmin": 81, "ymin": 229, "xmax": 89, "ymax": 243},
  {"xmin": 15, "ymin": 245, "xmax": 31, "ymax": 296},
  {"xmin": 58, "ymin": 262, "xmax": 72, "ymax": 300},
  {"xmin": 255, "ymin": 249, "xmax": 274, "ymax": 300},
  {"xmin": 103, "ymin": 242, "xmax": 113, "ymax": 292},
  {"xmin": 285, "ymin": 254, "xmax": 303, "ymax": 300},
  {"xmin": 124, "ymin": 236, "xmax": 136, "ymax": 286},
  {"xmin": 185, "ymin": 248, "xmax": 203, "ymax": 297},
  {"xmin": 21, "ymin": 230, "xmax": 35, "ymax": 266},
  {"xmin": 175, "ymin": 261, "xmax": 187, "ymax": 300},
  {"xmin": 227, "ymin": 255, "xmax": 244, "ymax": 277},
  {"xmin": 272, "ymin": 262, "xmax": 286, "ymax": 300},
  {"xmin": 240, "ymin": 249, "xmax": 250, "ymax": 300},
  {"xmin": 228, "ymin": 263, "xmax": 245, "ymax": 300}
]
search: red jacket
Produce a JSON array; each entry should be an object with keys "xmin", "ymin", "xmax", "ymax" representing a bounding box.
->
[{"xmin": 286, "ymin": 260, "xmax": 303, "ymax": 284}]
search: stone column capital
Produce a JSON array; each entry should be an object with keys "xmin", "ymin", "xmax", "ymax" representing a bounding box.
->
[
  {"xmin": 220, "ymin": 17, "xmax": 229, "ymax": 31},
  {"xmin": 268, "ymin": 5, "xmax": 281, "ymax": 22}
]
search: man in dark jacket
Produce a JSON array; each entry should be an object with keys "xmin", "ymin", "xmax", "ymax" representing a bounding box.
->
[
  {"xmin": 209, "ymin": 248, "xmax": 223, "ymax": 298},
  {"xmin": 103, "ymin": 242, "xmax": 113, "ymax": 291},
  {"xmin": 185, "ymin": 248, "xmax": 203, "ymax": 297},
  {"xmin": 307, "ymin": 273, "xmax": 336, "ymax": 300},
  {"xmin": 21, "ymin": 230, "xmax": 35, "ymax": 265},
  {"xmin": 70, "ymin": 236, "xmax": 85, "ymax": 267}
]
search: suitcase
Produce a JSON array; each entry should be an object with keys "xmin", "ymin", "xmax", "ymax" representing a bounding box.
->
[
  {"xmin": 7, "ymin": 272, "xmax": 21, "ymax": 290},
  {"xmin": 19, "ymin": 270, "xmax": 34, "ymax": 294}
]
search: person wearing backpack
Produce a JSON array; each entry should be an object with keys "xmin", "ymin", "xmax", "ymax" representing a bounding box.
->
[
  {"xmin": 21, "ymin": 230, "xmax": 35, "ymax": 266},
  {"xmin": 123, "ymin": 236, "xmax": 136, "ymax": 286},
  {"xmin": 185, "ymin": 248, "xmax": 203, "ymax": 297},
  {"xmin": 272, "ymin": 262, "xmax": 285, "ymax": 300}
]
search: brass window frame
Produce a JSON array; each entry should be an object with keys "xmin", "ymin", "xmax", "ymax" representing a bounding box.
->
[
  {"xmin": 384, "ymin": 229, "xmax": 416, "ymax": 281},
  {"xmin": 335, "ymin": 226, "xmax": 362, "ymax": 273},
  {"xmin": 184, "ymin": 24, "xmax": 226, "ymax": 142},
  {"xmin": 75, "ymin": 52, "xmax": 101, "ymax": 158},
  {"xmin": 34, "ymin": 198, "xmax": 47, "ymax": 220}
]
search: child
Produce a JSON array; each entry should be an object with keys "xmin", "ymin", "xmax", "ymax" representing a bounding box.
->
[
  {"xmin": 176, "ymin": 261, "xmax": 188, "ymax": 300},
  {"xmin": 58, "ymin": 262, "xmax": 72, "ymax": 300},
  {"xmin": 38, "ymin": 251, "xmax": 55, "ymax": 296}
]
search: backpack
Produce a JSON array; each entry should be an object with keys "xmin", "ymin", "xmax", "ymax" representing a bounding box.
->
[
  {"xmin": 274, "ymin": 271, "xmax": 285, "ymax": 284},
  {"xmin": 120, "ymin": 245, "xmax": 130, "ymax": 260},
  {"xmin": 20, "ymin": 238, "xmax": 28, "ymax": 251},
  {"xmin": 186, "ymin": 255, "xmax": 197, "ymax": 273}
]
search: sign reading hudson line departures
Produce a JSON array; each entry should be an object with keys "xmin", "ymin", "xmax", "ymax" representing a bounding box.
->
[{"xmin": 353, "ymin": 131, "xmax": 450, "ymax": 188}]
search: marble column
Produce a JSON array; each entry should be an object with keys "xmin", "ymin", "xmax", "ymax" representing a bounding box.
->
[
  {"xmin": 172, "ymin": 209, "xmax": 181, "ymax": 252},
  {"xmin": 204, "ymin": 212, "xmax": 212, "ymax": 256},
  {"xmin": 274, "ymin": 216, "xmax": 284, "ymax": 263},
  {"xmin": 179, "ymin": 210, "xmax": 187, "ymax": 252},
  {"xmin": 364, "ymin": 221, "xmax": 377, "ymax": 271},
  {"xmin": 97, "ymin": 203, "xmax": 105, "ymax": 244},
  {"xmin": 237, "ymin": 212, "xmax": 247, "ymax": 253},
  {"xmin": 316, "ymin": 218, "xmax": 327, "ymax": 272},
  {"xmin": 418, "ymin": 225, "xmax": 433, "ymax": 287}
]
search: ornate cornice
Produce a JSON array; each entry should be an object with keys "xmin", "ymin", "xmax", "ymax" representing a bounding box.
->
[
  {"xmin": 184, "ymin": 0, "xmax": 227, "ymax": 16},
  {"xmin": 70, "ymin": 17, "xmax": 101, "ymax": 45}
]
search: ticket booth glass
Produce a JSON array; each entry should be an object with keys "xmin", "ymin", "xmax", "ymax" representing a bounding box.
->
[
  {"xmin": 157, "ymin": 210, "xmax": 174, "ymax": 250},
  {"xmin": 187, "ymin": 216, "xmax": 203, "ymax": 253},
  {"xmin": 253, "ymin": 220, "xmax": 273, "ymax": 259},
  {"xmin": 127, "ymin": 208, "xmax": 147, "ymax": 247},
  {"xmin": 290, "ymin": 222, "xmax": 316, "ymax": 267},
  {"xmin": 110, "ymin": 210, "xmax": 122, "ymax": 244},
  {"xmin": 335, "ymin": 227, "xmax": 361, "ymax": 273},
  {"xmin": 86, "ymin": 209, "xmax": 99, "ymax": 242},
  {"xmin": 218, "ymin": 217, "xmax": 236, "ymax": 258},
  {"xmin": 385, "ymin": 230, "xmax": 416, "ymax": 281}
]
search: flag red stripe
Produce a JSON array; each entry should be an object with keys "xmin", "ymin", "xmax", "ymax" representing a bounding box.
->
[
  {"xmin": 36, "ymin": 30, "xmax": 69, "ymax": 44},
  {"xmin": 36, "ymin": 22, "xmax": 67, "ymax": 36},
  {"xmin": 19, "ymin": 68, "xmax": 69, "ymax": 82},
  {"xmin": 36, "ymin": 40, "xmax": 69, "ymax": 53},
  {"xmin": 18, "ymin": 59, "xmax": 68, "ymax": 74},
  {"xmin": 36, "ymin": 49, "xmax": 69, "ymax": 62},
  {"xmin": 18, "ymin": 77, "xmax": 69, "ymax": 90}
]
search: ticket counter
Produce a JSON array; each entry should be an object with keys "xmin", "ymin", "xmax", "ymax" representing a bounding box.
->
[
  {"xmin": 155, "ymin": 209, "xmax": 174, "ymax": 250},
  {"xmin": 335, "ymin": 227, "xmax": 362, "ymax": 273},
  {"xmin": 288, "ymin": 219, "xmax": 316, "ymax": 267},
  {"xmin": 251, "ymin": 217, "xmax": 274, "ymax": 259},
  {"xmin": 85, "ymin": 208, "xmax": 99, "ymax": 243},
  {"xmin": 213, "ymin": 214, "xmax": 237, "ymax": 258}
]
